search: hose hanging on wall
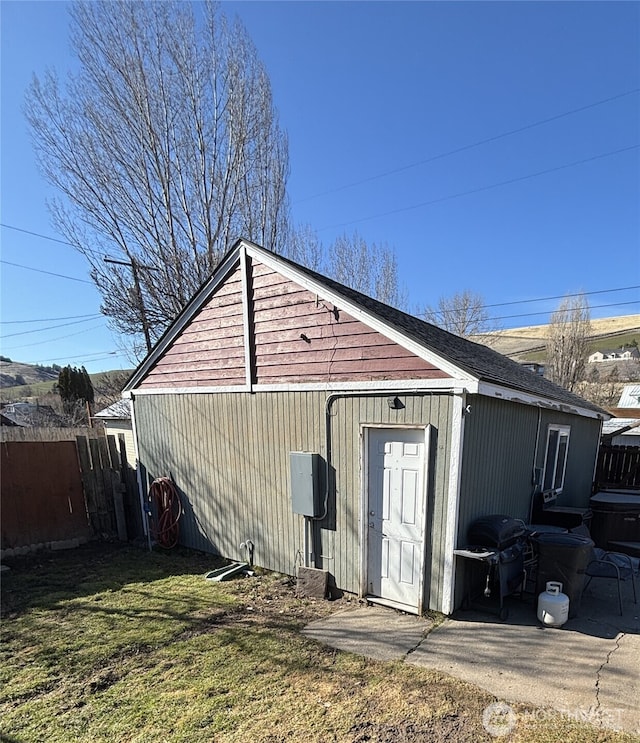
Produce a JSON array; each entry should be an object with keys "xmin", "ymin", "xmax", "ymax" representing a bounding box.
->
[{"xmin": 149, "ymin": 477, "xmax": 182, "ymax": 549}]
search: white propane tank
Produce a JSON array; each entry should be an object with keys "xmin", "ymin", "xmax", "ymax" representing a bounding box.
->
[{"xmin": 537, "ymin": 581, "xmax": 569, "ymax": 627}]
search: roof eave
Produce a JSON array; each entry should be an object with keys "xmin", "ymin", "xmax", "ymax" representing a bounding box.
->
[{"xmin": 477, "ymin": 381, "xmax": 610, "ymax": 421}]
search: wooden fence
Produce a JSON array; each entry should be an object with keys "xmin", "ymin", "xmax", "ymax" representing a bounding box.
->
[
  {"xmin": 0, "ymin": 425, "xmax": 105, "ymax": 443},
  {"xmin": 1, "ymin": 433, "xmax": 142, "ymax": 552},
  {"xmin": 594, "ymin": 444, "xmax": 640, "ymax": 490}
]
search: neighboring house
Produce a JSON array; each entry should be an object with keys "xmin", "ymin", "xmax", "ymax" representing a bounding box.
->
[
  {"xmin": 0, "ymin": 402, "xmax": 63, "ymax": 428},
  {"xmin": 123, "ymin": 239, "xmax": 607, "ymax": 616},
  {"xmin": 601, "ymin": 418, "xmax": 640, "ymax": 447},
  {"xmin": 588, "ymin": 347, "xmax": 640, "ymax": 363},
  {"xmin": 588, "ymin": 351, "xmax": 606, "ymax": 363},
  {"xmin": 93, "ymin": 399, "xmax": 136, "ymax": 467}
]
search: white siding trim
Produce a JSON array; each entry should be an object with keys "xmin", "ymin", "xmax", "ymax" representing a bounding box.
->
[
  {"xmin": 130, "ymin": 379, "xmax": 478, "ymax": 396},
  {"xmin": 477, "ymin": 381, "xmax": 607, "ymax": 421},
  {"xmin": 245, "ymin": 245, "xmax": 477, "ymax": 382},
  {"xmin": 132, "ymin": 385, "xmax": 251, "ymax": 396},
  {"xmin": 240, "ymin": 245, "xmax": 253, "ymax": 391},
  {"xmin": 441, "ymin": 391, "xmax": 466, "ymax": 615},
  {"xmin": 359, "ymin": 427, "xmax": 370, "ymax": 598},
  {"xmin": 419, "ymin": 424, "xmax": 433, "ymax": 615},
  {"xmin": 253, "ymin": 379, "xmax": 478, "ymax": 393}
]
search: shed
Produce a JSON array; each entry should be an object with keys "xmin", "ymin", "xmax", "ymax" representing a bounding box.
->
[
  {"xmin": 93, "ymin": 399, "xmax": 136, "ymax": 468},
  {"xmin": 124, "ymin": 239, "xmax": 608, "ymax": 615}
]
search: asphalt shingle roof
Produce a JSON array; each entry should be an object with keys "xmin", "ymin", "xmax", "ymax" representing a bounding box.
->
[{"xmin": 275, "ymin": 253, "xmax": 606, "ymax": 416}]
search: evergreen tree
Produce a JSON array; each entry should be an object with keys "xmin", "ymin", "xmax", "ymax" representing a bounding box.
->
[{"xmin": 57, "ymin": 365, "xmax": 95, "ymax": 413}]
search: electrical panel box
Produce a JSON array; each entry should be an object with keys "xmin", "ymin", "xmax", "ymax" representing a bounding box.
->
[{"xmin": 290, "ymin": 451, "xmax": 321, "ymax": 517}]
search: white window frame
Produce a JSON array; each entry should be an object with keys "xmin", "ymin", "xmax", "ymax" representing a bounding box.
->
[{"xmin": 542, "ymin": 424, "xmax": 571, "ymax": 495}]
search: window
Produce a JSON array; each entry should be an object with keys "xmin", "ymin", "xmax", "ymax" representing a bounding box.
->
[{"xmin": 542, "ymin": 425, "xmax": 570, "ymax": 494}]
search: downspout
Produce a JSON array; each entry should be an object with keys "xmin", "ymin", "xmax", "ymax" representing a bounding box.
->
[
  {"xmin": 308, "ymin": 388, "xmax": 439, "ymax": 568},
  {"xmin": 129, "ymin": 392, "xmax": 152, "ymax": 552}
]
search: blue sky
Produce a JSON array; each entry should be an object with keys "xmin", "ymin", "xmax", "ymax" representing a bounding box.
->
[{"xmin": 1, "ymin": 1, "xmax": 639, "ymax": 373}]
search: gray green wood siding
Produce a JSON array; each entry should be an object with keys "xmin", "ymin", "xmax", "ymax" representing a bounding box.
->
[
  {"xmin": 458, "ymin": 395, "xmax": 601, "ymax": 543},
  {"xmin": 133, "ymin": 390, "xmax": 453, "ymax": 609}
]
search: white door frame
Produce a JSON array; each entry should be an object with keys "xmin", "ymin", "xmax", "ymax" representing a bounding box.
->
[{"xmin": 359, "ymin": 424, "xmax": 431, "ymax": 614}]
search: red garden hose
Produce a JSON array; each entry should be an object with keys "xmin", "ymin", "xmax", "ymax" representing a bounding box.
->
[{"xmin": 149, "ymin": 477, "xmax": 182, "ymax": 549}]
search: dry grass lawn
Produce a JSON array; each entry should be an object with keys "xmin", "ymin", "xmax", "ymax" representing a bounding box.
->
[{"xmin": 1, "ymin": 543, "xmax": 637, "ymax": 742}]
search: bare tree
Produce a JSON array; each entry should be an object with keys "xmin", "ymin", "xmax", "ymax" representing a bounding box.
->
[
  {"xmin": 25, "ymin": 1, "xmax": 289, "ymax": 352},
  {"xmin": 93, "ymin": 370, "xmax": 132, "ymax": 408},
  {"xmin": 423, "ymin": 290, "xmax": 493, "ymax": 338},
  {"xmin": 546, "ymin": 295, "xmax": 591, "ymax": 392},
  {"xmin": 285, "ymin": 224, "xmax": 325, "ymax": 273},
  {"xmin": 328, "ymin": 232, "xmax": 407, "ymax": 309}
]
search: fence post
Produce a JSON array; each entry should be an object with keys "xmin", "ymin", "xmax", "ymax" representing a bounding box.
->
[
  {"xmin": 77, "ymin": 434, "xmax": 117, "ymax": 538},
  {"xmin": 107, "ymin": 434, "xmax": 128, "ymax": 541},
  {"xmin": 77, "ymin": 436, "xmax": 100, "ymax": 537}
]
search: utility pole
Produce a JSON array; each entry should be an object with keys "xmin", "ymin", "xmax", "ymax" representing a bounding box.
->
[{"xmin": 104, "ymin": 257, "xmax": 158, "ymax": 354}]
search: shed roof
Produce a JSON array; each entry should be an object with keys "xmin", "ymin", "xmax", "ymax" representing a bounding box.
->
[
  {"xmin": 125, "ymin": 239, "xmax": 607, "ymax": 418},
  {"xmin": 0, "ymin": 403, "xmax": 63, "ymax": 427},
  {"xmin": 601, "ymin": 418, "xmax": 640, "ymax": 439},
  {"xmin": 94, "ymin": 399, "xmax": 131, "ymax": 420},
  {"xmin": 617, "ymin": 384, "xmax": 640, "ymax": 408}
]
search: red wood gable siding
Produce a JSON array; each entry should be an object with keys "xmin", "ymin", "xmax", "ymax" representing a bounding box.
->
[
  {"xmin": 251, "ymin": 262, "xmax": 449, "ymax": 384},
  {"xmin": 139, "ymin": 265, "xmax": 246, "ymax": 388}
]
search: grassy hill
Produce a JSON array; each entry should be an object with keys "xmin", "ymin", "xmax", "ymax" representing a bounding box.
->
[
  {"xmin": 0, "ymin": 359, "xmax": 59, "ymax": 389},
  {"xmin": 0, "ymin": 363, "xmax": 132, "ymax": 404},
  {"xmin": 474, "ymin": 314, "xmax": 640, "ymax": 362}
]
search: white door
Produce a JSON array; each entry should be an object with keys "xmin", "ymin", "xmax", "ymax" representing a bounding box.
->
[{"xmin": 366, "ymin": 428, "xmax": 426, "ymax": 610}]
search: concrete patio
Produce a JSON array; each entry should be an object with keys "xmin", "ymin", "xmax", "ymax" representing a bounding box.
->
[{"xmin": 303, "ymin": 577, "xmax": 640, "ymax": 736}]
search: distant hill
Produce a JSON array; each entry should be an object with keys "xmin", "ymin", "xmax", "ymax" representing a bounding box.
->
[
  {"xmin": 0, "ymin": 359, "xmax": 59, "ymax": 388},
  {"xmin": 473, "ymin": 314, "xmax": 640, "ymax": 362},
  {"xmin": 0, "ymin": 360, "xmax": 132, "ymax": 404}
]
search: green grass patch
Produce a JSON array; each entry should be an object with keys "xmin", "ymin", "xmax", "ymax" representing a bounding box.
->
[
  {"xmin": 0, "ymin": 380, "xmax": 57, "ymax": 401},
  {"xmin": 1, "ymin": 544, "xmax": 637, "ymax": 742}
]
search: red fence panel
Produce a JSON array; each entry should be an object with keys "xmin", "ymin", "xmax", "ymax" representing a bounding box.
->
[{"xmin": 1, "ymin": 441, "xmax": 92, "ymax": 548}]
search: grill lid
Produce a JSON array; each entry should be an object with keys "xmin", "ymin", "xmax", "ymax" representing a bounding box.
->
[{"xmin": 468, "ymin": 514, "xmax": 525, "ymax": 548}]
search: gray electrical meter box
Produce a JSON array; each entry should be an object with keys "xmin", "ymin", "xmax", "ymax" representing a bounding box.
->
[{"xmin": 290, "ymin": 451, "xmax": 321, "ymax": 517}]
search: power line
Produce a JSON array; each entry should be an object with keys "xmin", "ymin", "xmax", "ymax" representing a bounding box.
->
[
  {"xmin": 429, "ymin": 286, "xmax": 640, "ymax": 317},
  {"xmin": 0, "ymin": 223, "xmax": 74, "ymax": 247},
  {"xmin": 0, "ymin": 315, "xmax": 103, "ymax": 340},
  {"xmin": 25, "ymin": 351, "xmax": 118, "ymax": 364},
  {"xmin": 0, "ymin": 313, "xmax": 100, "ymax": 325},
  {"xmin": 1, "ymin": 323, "xmax": 106, "ymax": 351},
  {"xmin": 0, "ymin": 259, "xmax": 93, "ymax": 284},
  {"xmin": 0, "ymin": 223, "xmax": 126, "ymax": 261},
  {"xmin": 318, "ymin": 143, "xmax": 640, "ymax": 231},
  {"xmin": 481, "ymin": 285, "xmax": 640, "ymax": 310},
  {"xmin": 486, "ymin": 300, "xmax": 640, "ymax": 324},
  {"xmin": 296, "ymin": 88, "xmax": 640, "ymax": 204}
]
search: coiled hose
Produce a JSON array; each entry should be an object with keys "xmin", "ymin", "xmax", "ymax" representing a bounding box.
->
[{"xmin": 149, "ymin": 477, "xmax": 182, "ymax": 549}]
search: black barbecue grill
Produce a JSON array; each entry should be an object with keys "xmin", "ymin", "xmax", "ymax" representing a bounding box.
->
[{"xmin": 455, "ymin": 515, "xmax": 527, "ymax": 620}]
